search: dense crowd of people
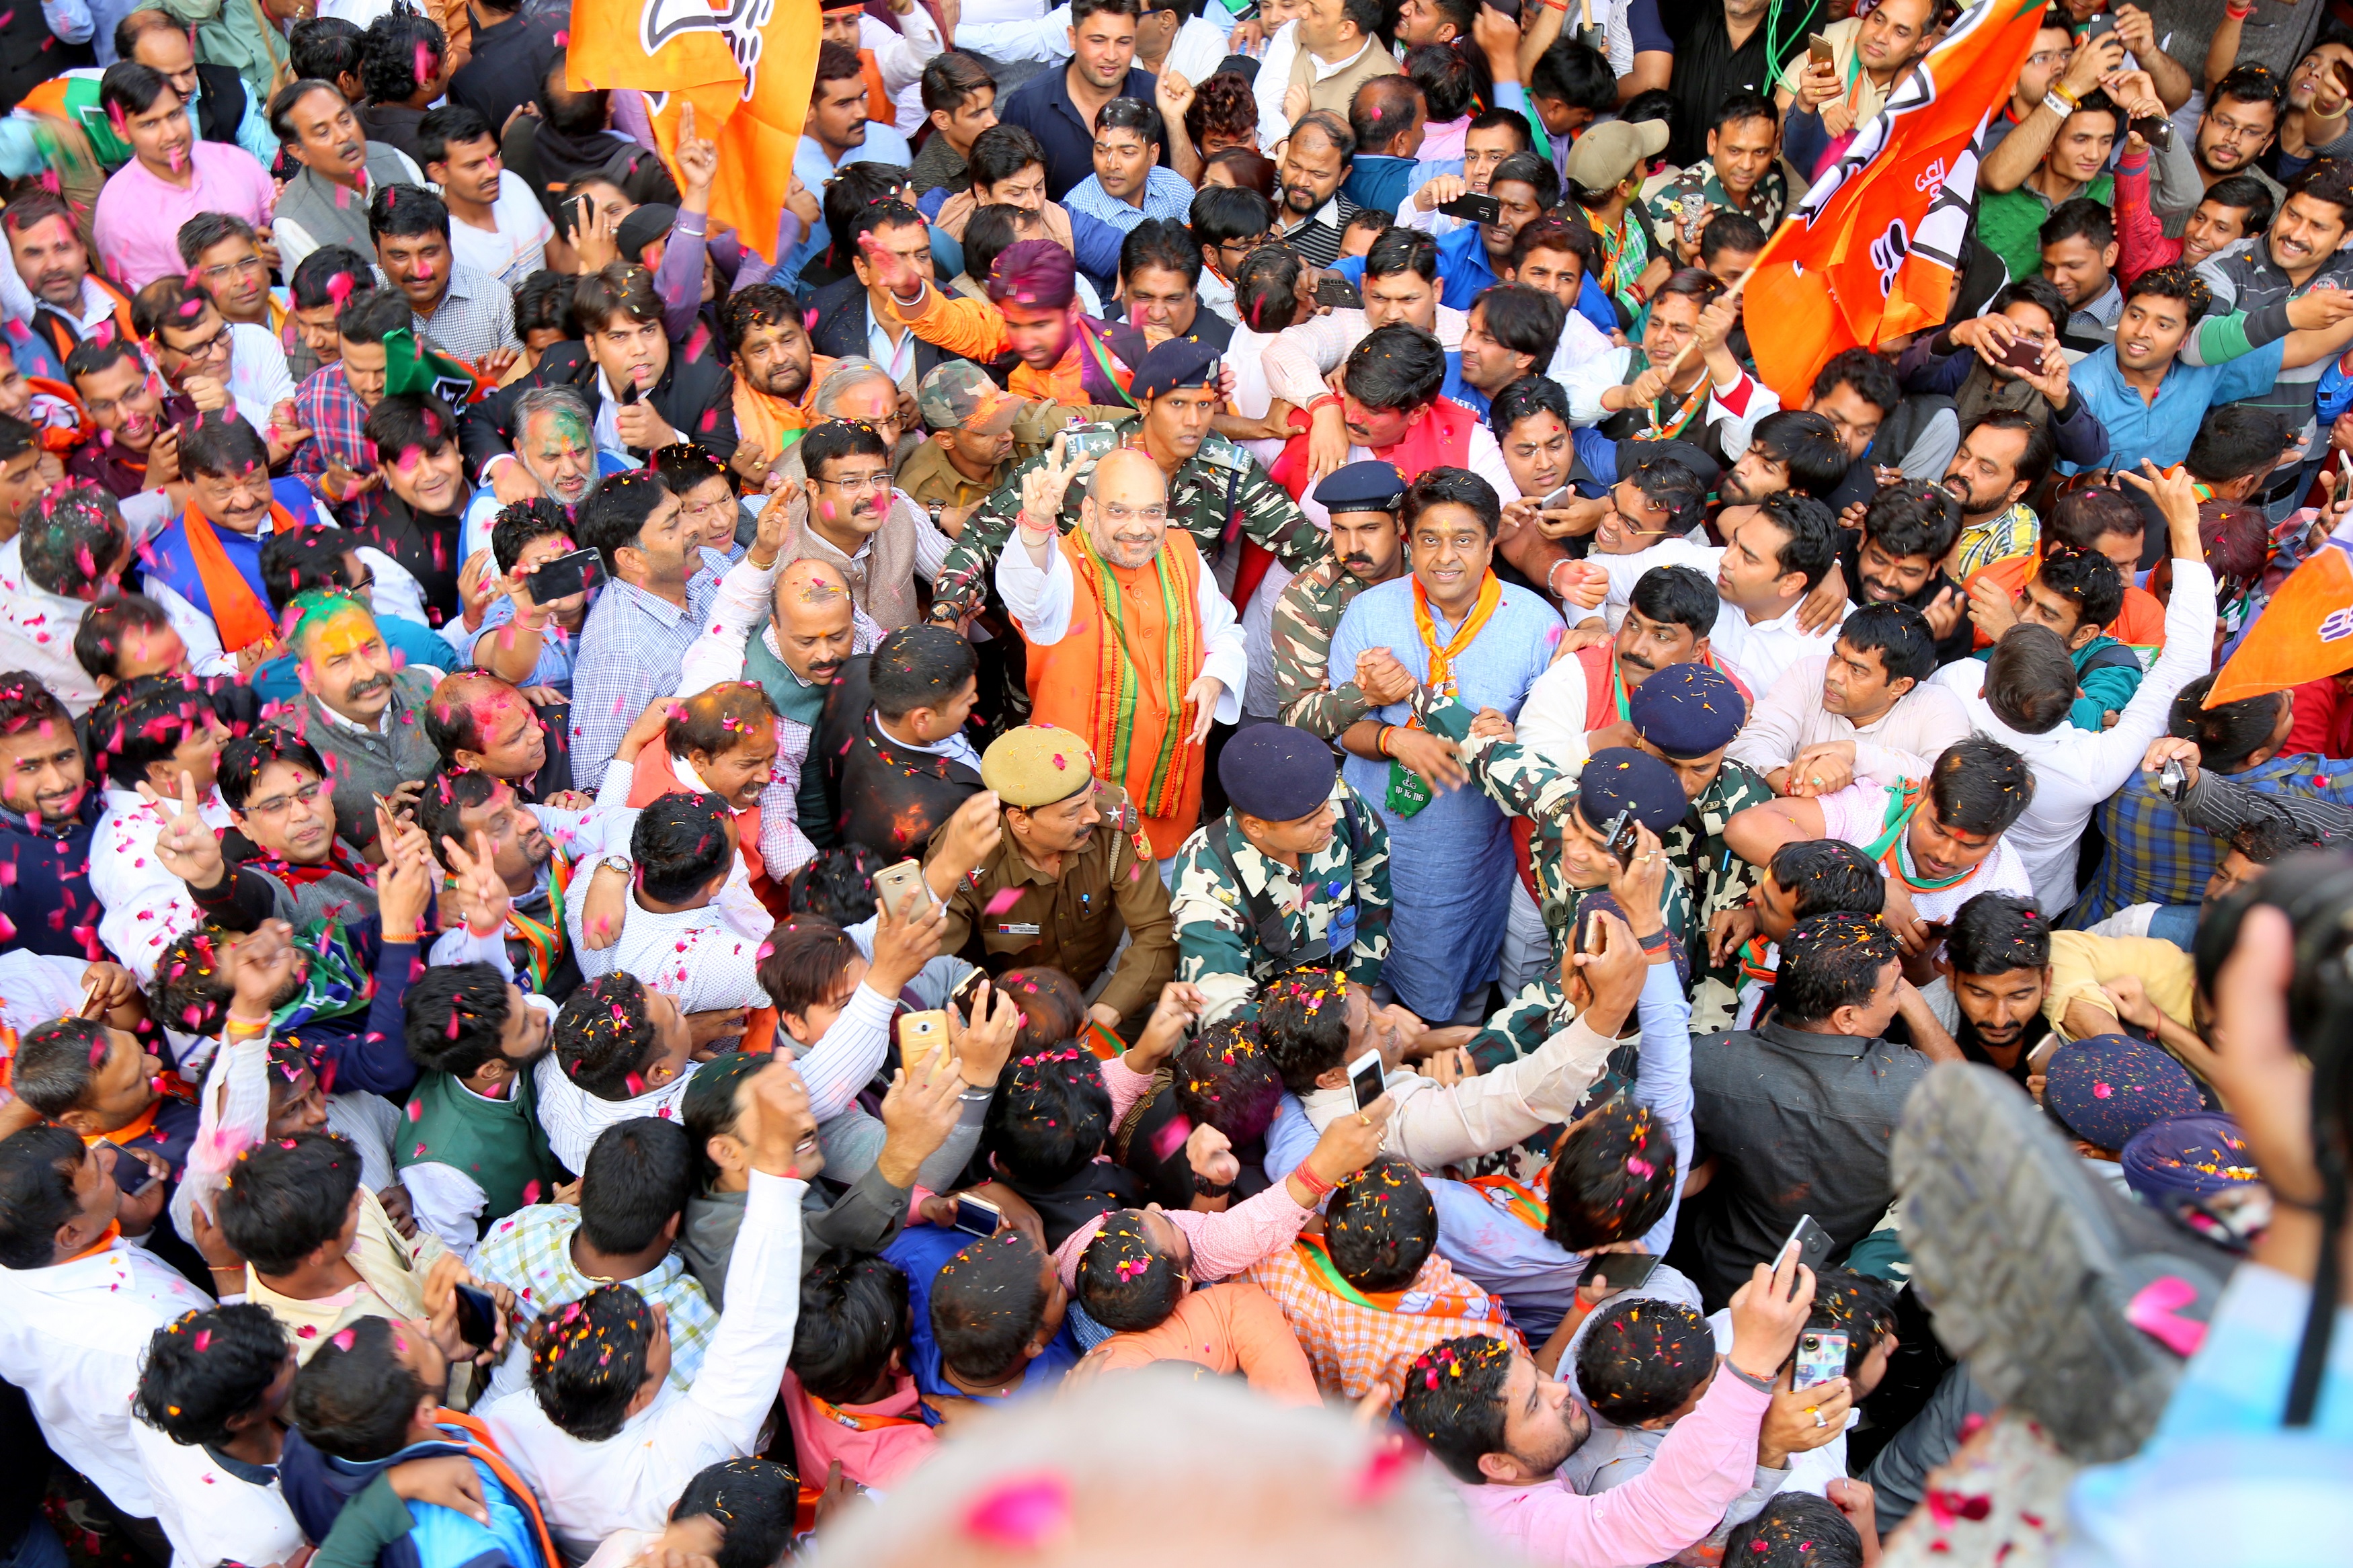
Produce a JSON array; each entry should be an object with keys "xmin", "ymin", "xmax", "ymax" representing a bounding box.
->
[{"xmin": 0, "ymin": 0, "xmax": 2345, "ymax": 1563}]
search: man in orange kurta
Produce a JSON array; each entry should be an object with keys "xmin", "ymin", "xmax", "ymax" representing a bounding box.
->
[
  {"xmin": 991, "ymin": 434, "xmax": 1248, "ymax": 868},
  {"xmin": 862, "ymin": 236, "xmax": 1147, "ymax": 407}
]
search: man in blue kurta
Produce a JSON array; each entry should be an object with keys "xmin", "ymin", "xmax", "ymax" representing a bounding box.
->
[{"xmin": 1326, "ymin": 466, "xmax": 1563, "ymax": 1022}]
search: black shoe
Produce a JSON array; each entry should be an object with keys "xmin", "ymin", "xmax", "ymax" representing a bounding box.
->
[{"xmin": 1890, "ymin": 1063, "xmax": 2225, "ymax": 1464}]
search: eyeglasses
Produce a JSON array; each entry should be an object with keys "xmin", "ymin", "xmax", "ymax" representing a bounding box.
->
[
  {"xmin": 2027, "ymin": 50, "xmax": 2068, "ymax": 67},
  {"xmin": 346, "ymin": 571, "xmax": 376, "ymax": 596},
  {"xmin": 1099, "ymin": 503, "xmax": 1168, "ymax": 524},
  {"xmin": 162, "ymin": 321, "xmax": 231, "ymax": 360},
  {"xmin": 815, "ymin": 470, "xmax": 893, "ymax": 494},
  {"xmin": 244, "ymin": 778, "xmax": 326, "ymax": 817},
  {"xmin": 198, "ymin": 254, "xmax": 266, "ymax": 286}
]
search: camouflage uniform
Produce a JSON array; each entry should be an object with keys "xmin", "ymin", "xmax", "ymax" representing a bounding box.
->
[
  {"xmin": 925, "ymin": 415, "xmax": 1330, "ymax": 626},
  {"xmin": 1271, "ymin": 557, "xmax": 1388, "ymax": 739},
  {"xmin": 1678, "ymin": 758, "xmax": 1776, "ymax": 1033},
  {"xmin": 1455, "ymin": 726, "xmax": 1693, "ymax": 1073},
  {"xmin": 1640, "ymin": 159, "xmax": 1790, "ymax": 255},
  {"xmin": 1169, "ymin": 776, "xmax": 1392, "ymax": 1024}
]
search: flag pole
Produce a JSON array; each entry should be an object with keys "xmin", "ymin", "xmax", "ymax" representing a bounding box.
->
[{"xmin": 1657, "ymin": 259, "xmax": 1759, "ymax": 384}]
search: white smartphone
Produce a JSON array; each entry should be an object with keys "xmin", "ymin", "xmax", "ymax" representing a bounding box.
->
[{"xmin": 1346, "ymin": 1048, "xmax": 1386, "ymax": 1113}]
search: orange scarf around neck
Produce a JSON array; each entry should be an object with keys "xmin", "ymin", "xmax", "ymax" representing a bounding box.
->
[{"xmin": 182, "ymin": 501, "xmax": 299, "ymax": 653}]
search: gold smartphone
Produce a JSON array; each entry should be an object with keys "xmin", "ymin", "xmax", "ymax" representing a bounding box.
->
[
  {"xmin": 1807, "ymin": 32, "xmax": 1834, "ymax": 68},
  {"xmin": 899, "ymin": 1009, "xmax": 953, "ymax": 1068},
  {"xmin": 873, "ymin": 858, "xmax": 933, "ymax": 917}
]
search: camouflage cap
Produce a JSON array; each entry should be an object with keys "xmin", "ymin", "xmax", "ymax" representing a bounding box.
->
[{"xmin": 918, "ymin": 360, "xmax": 1025, "ymax": 436}]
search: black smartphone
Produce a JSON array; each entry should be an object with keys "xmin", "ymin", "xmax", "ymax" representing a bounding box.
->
[
  {"xmin": 2128, "ymin": 114, "xmax": 2171, "ymax": 146},
  {"xmin": 452, "ymin": 1283, "xmax": 500, "ymax": 1351},
  {"xmin": 1439, "ymin": 193, "xmax": 1504, "ymax": 225},
  {"xmin": 1779, "ymin": 1213, "xmax": 1836, "ymax": 1294},
  {"xmin": 116, "ymin": 1155, "xmax": 160, "ymax": 1199},
  {"xmin": 522, "ymin": 548, "xmax": 603, "ymax": 603},
  {"xmin": 1602, "ymin": 804, "xmax": 1642, "ymax": 866},
  {"xmin": 616, "ymin": 378, "xmax": 641, "ymax": 407},
  {"xmin": 1482, "ymin": 0, "xmax": 1521, "ymax": 20},
  {"xmin": 2158, "ymin": 757, "xmax": 2188, "ymax": 801},
  {"xmin": 2080, "ymin": 11, "xmax": 2118, "ymax": 39},
  {"xmin": 1313, "ymin": 275, "xmax": 1361, "ymax": 307},
  {"xmin": 1586, "ymin": 1251, "xmax": 1662, "ymax": 1292}
]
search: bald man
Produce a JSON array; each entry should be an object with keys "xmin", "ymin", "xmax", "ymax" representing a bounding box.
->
[
  {"xmin": 997, "ymin": 446, "xmax": 1248, "ymax": 870},
  {"xmin": 680, "ymin": 510, "xmax": 887, "ymax": 878}
]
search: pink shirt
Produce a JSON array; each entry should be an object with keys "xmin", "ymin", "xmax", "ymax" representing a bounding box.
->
[
  {"xmin": 1455, "ymin": 1371, "xmax": 1772, "ymax": 1568},
  {"xmin": 778, "ymin": 1369, "xmax": 936, "ymax": 1492},
  {"xmin": 1049, "ymin": 1056, "xmax": 1316, "ymax": 1288},
  {"xmin": 93, "ymin": 141, "xmax": 277, "ymax": 291}
]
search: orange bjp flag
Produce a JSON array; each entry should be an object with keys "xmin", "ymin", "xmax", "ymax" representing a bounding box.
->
[
  {"xmin": 2206, "ymin": 535, "xmax": 2353, "ymax": 706},
  {"xmin": 564, "ymin": 0, "xmax": 746, "ymax": 101},
  {"xmin": 1741, "ymin": 0, "xmax": 2046, "ymax": 401},
  {"xmin": 642, "ymin": 0, "xmax": 827, "ymax": 253}
]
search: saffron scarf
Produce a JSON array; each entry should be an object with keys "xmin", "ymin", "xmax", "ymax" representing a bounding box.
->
[
  {"xmin": 1410, "ymin": 570, "xmax": 1504, "ymax": 705},
  {"xmin": 1864, "ymin": 780, "xmax": 1978, "ymax": 893},
  {"xmin": 735, "ymin": 353, "xmax": 836, "ymax": 459},
  {"xmin": 1463, "ymin": 1164, "xmax": 1554, "ymax": 1232},
  {"xmin": 508, "ymin": 854, "xmax": 573, "ymax": 995},
  {"xmin": 1070, "ymin": 522, "xmax": 1201, "ymax": 821},
  {"xmin": 626, "ymin": 742, "xmax": 768, "ymax": 886},
  {"xmin": 181, "ymin": 500, "xmax": 301, "ymax": 653},
  {"xmin": 1291, "ymin": 1234, "xmax": 1509, "ymax": 1322}
]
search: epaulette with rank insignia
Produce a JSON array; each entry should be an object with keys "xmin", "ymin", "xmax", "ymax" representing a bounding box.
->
[
  {"xmin": 1192, "ymin": 432, "xmax": 1254, "ymax": 474},
  {"xmin": 1060, "ymin": 424, "xmax": 1125, "ymax": 468}
]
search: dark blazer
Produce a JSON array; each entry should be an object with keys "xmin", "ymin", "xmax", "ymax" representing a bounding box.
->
[
  {"xmin": 807, "ymin": 654, "xmax": 984, "ymax": 860},
  {"xmin": 807, "ymin": 275, "xmax": 952, "ymax": 384},
  {"xmin": 458, "ymin": 336, "xmax": 740, "ymax": 471}
]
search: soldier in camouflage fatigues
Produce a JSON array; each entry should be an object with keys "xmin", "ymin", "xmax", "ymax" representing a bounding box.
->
[
  {"xmin": 1613, "ymin": 662, "xmax": 1778, "ymax": 1034},
  {"xmin": 1272, "ymin": 460, "xmax": 1413, "ymax": 739},
  {"xmin": 1453, "ymin": 719, "xmax": 1696, "ymax": 1070},
  {"xmin": 1171, "ymin": 766, "xmax": 1392, "ymax": 1026},
  {"xmin": 925, "ymin": 411, "xmax": 1329, "ymax": 627},
  {"xmin": 1676, "ymin": 760, "xmax": 1776, "ymax": 1032}
]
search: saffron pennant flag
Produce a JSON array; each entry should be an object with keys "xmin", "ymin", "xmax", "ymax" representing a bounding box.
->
[
  {"xmin": 569, "ymin": 0, "xmax": 824, "ymax": 251},
  {"xmin": 1741, "ymin": 0, "xmax": 2046, "ymax": 401},
  {"xmin": 2206, "ymin": 532, "xmax": 2353, "ymax": 705}
]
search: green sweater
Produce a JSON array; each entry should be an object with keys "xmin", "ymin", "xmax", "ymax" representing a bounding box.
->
[
  {"xmin": 395, "ymin": 1070, "xmax": 565, "ymax": 1224},
  {"xmin": 1978, "ymin": 173, "xmax": 2116, "ymax": 286}
]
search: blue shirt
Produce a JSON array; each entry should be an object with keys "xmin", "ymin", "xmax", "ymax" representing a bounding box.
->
[
  {"xmin": 2064, "ymin": 343, "xmax": 2286, "ymax": 474},
  {"xmin": 1062, "ymin": 165, "xmax": 1197, "ymax": 233},
  {"xmin": 1326, "ymin": 576, "xmax": 1562, "ymax": 1018},
  {"xmin": 995, "ymin": 63, "xmax": 1161, "ymax": 202},
  {"xmin": 1436, "ymin": 224, "xmax": 1497, "ymax": 311},
  {"xmin": 887, "ymin": 1222, "xmax": 1078, "ymax": 1400},
  {"xmin": 787, "ymin": 126, "xmax": 916, "ymax": 280},
  {"xmin": 1341, "ymin": 154, "xmax": 1421, "ymax": 216}
]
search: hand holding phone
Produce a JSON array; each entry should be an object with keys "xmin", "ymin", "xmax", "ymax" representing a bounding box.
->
[
  {"xmin": 452, "ymin": 1283, "xmax": 500, "ymax": 1351},
  {"xmin": 1997, "ymin": 331, "xmax": 2048, "ymax": 374},
  {"xmin": 1438, "ymin": 193, "xmax": 1503, "ymax": 225},
  {"xmin": 522, "ymin": 548, "xmax": 602, "ymax": 604},
  {"xmin": 1793, "ymin": 1330, "xmax": 1849, "ymax": 1390},
  {"xmin": 1806, "ymin": 32, "xmax": 1834, "ymax": 68},
  {"xmin": 1313, "ymin": 275, "xmax": 1361, "ymax": 307},
  {"xmin": 1778, "ymin": 1213, "xmax": 1835, "ymax": 1296}
]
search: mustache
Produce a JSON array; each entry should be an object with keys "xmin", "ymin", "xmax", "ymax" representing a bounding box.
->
[
  {"xmin": 346, "ymin": 674, "xmax": 393, "ymax": 698},
  {"xmin": 1620, "ymin": 649, "xmax": 1656, "ymax": 672},
  {"xmin": 1342, "ymin": 552, "xmax": 1375, "ymax": 567}
]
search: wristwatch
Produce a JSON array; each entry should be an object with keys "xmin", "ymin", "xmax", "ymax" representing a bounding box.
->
[{"xmin": 928, "ymin": 500, "xmax": 945, "ymax": 528}]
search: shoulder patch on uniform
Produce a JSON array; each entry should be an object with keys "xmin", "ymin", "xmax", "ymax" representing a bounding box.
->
[
  {"xmin": 1192, "ymin": 433, "xmax": 1254, "ymax": 474},
  {"xmin": 1063, "ymin": 425, "xmax": 1125, "ymax": 465}
]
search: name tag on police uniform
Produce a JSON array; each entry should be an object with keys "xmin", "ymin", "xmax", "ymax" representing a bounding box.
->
[{"xmin": 996, "ymin": 923, "xmax": 1042, "ymax": 936}]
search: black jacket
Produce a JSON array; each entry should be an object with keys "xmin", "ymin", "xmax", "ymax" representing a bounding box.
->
[
  {"xmin": 809, "ymin": 274, "xmax": 951, "ymax": 384},
  {"xmin": 458, "ymin": 337, "xmax": 740, "ymax": 471},
  {"xmin": 807, "ymin": 654, "xmax": 984, "ymax": 860}
]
